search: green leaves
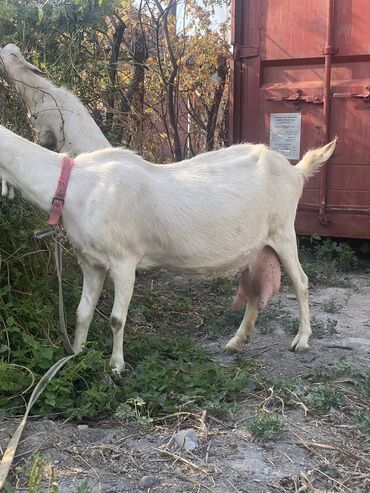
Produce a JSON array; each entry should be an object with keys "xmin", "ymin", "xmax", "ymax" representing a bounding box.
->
[
  {"xmin": 120, "ymin": 334, "xmax": 254, "ymax": 417},
  {"xmin": 246, "ymin": 413, "xmax": 286, "ymax": 439}
]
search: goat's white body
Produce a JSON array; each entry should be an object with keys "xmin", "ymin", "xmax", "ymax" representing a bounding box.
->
[
  {"xmin": 64, "ymin": 144, "xmax": 298, "ymax": 276},
  {"xmin": 0, "ymin": 124, "xmax": 336, "ymax": 372}
]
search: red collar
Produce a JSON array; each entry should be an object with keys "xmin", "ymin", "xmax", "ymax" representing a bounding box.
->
[{"xmin": 48, "ymin": 156, "xmax": 74, "ymax": 227}]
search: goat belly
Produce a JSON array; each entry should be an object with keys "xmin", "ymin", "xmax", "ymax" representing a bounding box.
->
[{"xmin": 232, "ymin": 247, "xmax": 281, "ymax": 312}]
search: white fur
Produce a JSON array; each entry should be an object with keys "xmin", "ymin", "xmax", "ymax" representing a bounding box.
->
[
  {"xmin": 0, "ymin": 124, "xmax": 336, "ymax": 372},
  {"xmin": 0, "ymin": 44, "xmax": 110, "ymax": 198}
]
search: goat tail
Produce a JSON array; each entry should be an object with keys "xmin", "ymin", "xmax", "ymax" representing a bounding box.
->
[{"xmin": 295, "ymin": 138, "xmax": 337, "ymax": 181}]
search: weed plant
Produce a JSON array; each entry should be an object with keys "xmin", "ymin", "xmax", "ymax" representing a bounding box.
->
[
  {"xmin": 246, "ymin": 412, "xmax": 285, "ymax": 439},
  {"xmin": 298, "ymin": 236, "xmax": 359, "ymax": 286},
  {"xmin": 261, "ymin": 360, "xmax": 369, "ymax": 426}
]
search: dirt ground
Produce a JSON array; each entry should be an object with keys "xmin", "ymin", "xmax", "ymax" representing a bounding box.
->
[{"xmin": 1, "ymin": 271, "xmax": 369, "ymax": 493}]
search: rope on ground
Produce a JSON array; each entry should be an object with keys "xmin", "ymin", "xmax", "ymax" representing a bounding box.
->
[{"xmin": 0, "ymin": 353, "xmax": 76, "ymax": 489}]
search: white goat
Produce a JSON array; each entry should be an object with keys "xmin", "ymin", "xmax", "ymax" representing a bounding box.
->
[
  {"xmin": 0, "ymin": 44, "xmax": 110, "ymax": 198},
  {"xmin": 0, "ymin": 123, "xmax": 336, "ymax": 373}
]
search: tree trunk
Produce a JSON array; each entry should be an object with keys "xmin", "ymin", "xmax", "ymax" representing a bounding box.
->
[
  {"xmin": 106, "ymin": 19, "xmax": 126, "ymax": 132},
  {"xmin": 205, "ymin": 54, "xmax": 228, "ymax": 151},
  {"xmin": 120, "ymin": 28, "xmax": 147, "ymax": 150}
]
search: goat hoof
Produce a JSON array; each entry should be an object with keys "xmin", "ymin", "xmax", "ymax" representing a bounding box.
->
[
  {"xmin": 224, "ymin": 339, "xmax": 243, "ymax": 354},
  {"xmin": 290, "ymin": 337, "xmax": 309, "ymax": 352},
  {"xmin": 72, "ymin": 343, "xmax": 84, "ymax": 354},
  {"xmin": 110, "ymin": 359, "xmax": 126, "ymax": 376}
]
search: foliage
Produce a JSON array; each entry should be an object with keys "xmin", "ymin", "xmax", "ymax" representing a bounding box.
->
[
  {"xmin": 261, "ymin": 360, "xmax": 369, "ymax": 424},
  {"xmin": 115, "ymin": 396, "xmax": 153, "ymax": 426},
  {"xmin": 308, "ymin": 359, "xmax": 370, "ymax": 396},
  {"xmin": 0, "ymin": 332, "xmax": 255, "ymax": 420},
  {"xmin": 246, "ymin": 413, "xmax": 285, "ymax": 439},
  {"xmin": 299, "ymin": 236, "xmax": 359, "ymax": 286},
  {"xmin": 121, "ymin": 335, "xmax": 255, "ymax": 417},
  {"xmin": 303, "ymin": 383, "xmax": 345, "ymax": 414},
  {"xmin": 0, "ymin": 0, "xmax": 230, "ymax": 161},
  {"xmin": 314, "ymin": 238, "xmax": 359, "ymax": 271},
  {"xmin": 351, "ymin": 410, "xmax": 370, "ymax": 433}
]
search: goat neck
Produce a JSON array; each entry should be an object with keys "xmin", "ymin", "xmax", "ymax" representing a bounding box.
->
[
  {"xmin": 0, "ymin": 125, "xmax": 61, "ymax": 211},
  {"xmin": 4, "ymin": 62, "xmax": 110, "ymax": 155}
]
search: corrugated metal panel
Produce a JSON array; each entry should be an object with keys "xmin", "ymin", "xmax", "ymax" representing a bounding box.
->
[{"xmin": 230, "ymin": 0, "xmax": 370, "ymax": 239}]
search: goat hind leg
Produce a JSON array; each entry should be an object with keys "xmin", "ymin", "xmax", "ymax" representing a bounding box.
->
[
  {"xmin": 224, "ymin": 299, "xmax": 259, "ymax": 353},
  {"xmin": 109, "ymin": 259, "xmax": 136, "ymax": 374},
  {"xmin": 74, "ymin": 262, "xmax": 106, "ymax": 353},
  {"xmin": 272, "ymin": 238, "xmax": 311, "ymax": 351}
]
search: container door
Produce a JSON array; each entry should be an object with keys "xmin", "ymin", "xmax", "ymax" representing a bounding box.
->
[{"xmin": 231, "ymin": 0, "xmax": 370, "ymax": 239}]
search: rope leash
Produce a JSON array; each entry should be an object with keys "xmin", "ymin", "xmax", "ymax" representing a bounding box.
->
[{"xmin": 55, "ymin": 238, "xmax": 75, "ymax": 355}]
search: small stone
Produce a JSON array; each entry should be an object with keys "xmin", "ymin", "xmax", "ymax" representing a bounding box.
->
[
  {"xmin": 77, "ymin": 424, "xmax": 89, "ymax": 431},
  {"xmin": 139, "ymin": 475, "xmax": 156, "ymax": 488},
  {"xmin": 174, "ymin": 428, "xmax": 198, "ymax": 450}
]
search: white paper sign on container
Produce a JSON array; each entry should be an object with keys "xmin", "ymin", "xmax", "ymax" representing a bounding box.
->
[{"xmin": 270, "ymin": 113, "xmax": 302, "ymax": 160}]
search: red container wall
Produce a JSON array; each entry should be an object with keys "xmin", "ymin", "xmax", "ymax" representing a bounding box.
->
[{"xmin": 230, "ymin": 0, "xmax": 370, "ymax": 239}]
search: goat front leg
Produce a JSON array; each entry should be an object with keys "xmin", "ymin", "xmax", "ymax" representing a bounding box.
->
[
  {"xmin": 73, "ymin": 261, "xmax": 106, "ymax": 353},
  {"xmin": 109, "ymin": 259, "xmax": 136, "ymax": 374},
  {"xmin": 224, "ymin": 299, "xmax": 259, "ymax": 353},
  {"xmin": 272, "ymin": 235, "xmax": 311, "ymax": 351},
  {"xmin": 1, "ymin": 177, "xmax": 14, "ymax": 199}
]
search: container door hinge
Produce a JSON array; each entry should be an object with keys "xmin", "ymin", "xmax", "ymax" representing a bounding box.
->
[{"xmin": 233, "ymin": 45, "xmax": 259, "ymax": 60}]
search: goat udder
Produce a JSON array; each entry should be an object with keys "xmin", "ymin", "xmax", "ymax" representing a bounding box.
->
[{"xmin": 232, "ymin": 247, "xmax": 281, "ymax": 312}]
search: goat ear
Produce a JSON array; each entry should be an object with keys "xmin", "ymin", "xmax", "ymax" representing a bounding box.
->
[
  {"xmin": 22, "ymin": 59, "xmax": 44, "ymax": 76},
  {"xmin": 39, "ymin": 129, "xmax": 56, "ymax": 150}
]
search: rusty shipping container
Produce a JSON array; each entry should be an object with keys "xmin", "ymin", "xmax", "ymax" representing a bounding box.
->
[{"xmin": 230, "ymin": 0, "xmax": 370, "ymax": 239}]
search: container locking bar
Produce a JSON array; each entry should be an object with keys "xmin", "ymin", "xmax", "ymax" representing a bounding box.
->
[
  {"xmin": 333, "ymin": 86, "xmax": 370, "ymax": 106},
  {"xmin": 266, "ymin": 89, "xmax": 323, "ymax": 105}
]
